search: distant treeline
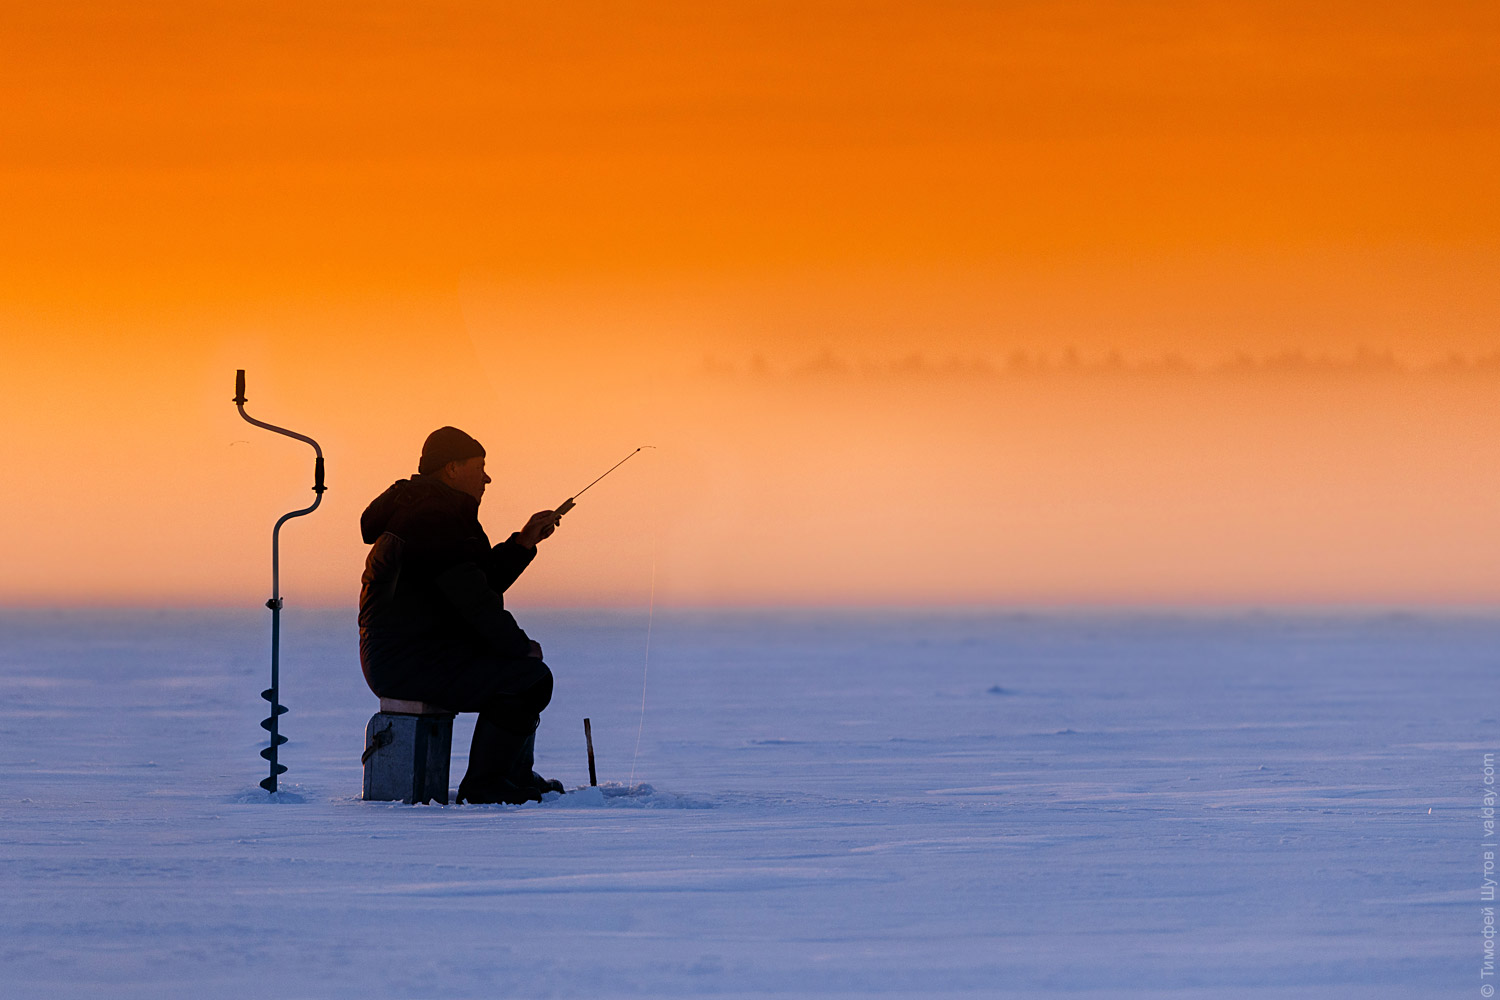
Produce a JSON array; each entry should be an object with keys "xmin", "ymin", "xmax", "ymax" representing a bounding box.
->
[{"xmin": 699, "ymin": 348, "xmax": 1500, "ymax": 379}]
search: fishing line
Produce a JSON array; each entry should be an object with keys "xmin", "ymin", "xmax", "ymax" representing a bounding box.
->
[
  {"xmin": 627, "ymin": 451, "xmax": 661, "ymax": 789},
  {"xmin": 628, "ymin": 535, "xmax": 657, "ymax": 789},
  {"xmin": 554, "ymin": 444, "xmax": 659, "ymax": 789}
]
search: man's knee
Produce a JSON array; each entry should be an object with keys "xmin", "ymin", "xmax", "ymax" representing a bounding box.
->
[
  {"xmin": 528, "ymin": 663, "xmax": 554, "ymax": 714},
  {"xmin": 481, "ymin": 661, "xmax": 552, "ymax": 720}
]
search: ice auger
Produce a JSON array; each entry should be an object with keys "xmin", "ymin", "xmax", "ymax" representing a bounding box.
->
[{"xmin": 233, "ymin": 370, "xmax": 326, "ymax": 793}]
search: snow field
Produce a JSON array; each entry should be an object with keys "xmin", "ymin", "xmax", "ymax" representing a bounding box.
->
[{"xmin": 0, "ymin": 608, "xmax": 1488, "ymax": 998}]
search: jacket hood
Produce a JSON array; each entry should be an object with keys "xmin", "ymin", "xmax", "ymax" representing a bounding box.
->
[{"xmin": 360, "ymin": 474, "xmax": 477, "ymax": 544}]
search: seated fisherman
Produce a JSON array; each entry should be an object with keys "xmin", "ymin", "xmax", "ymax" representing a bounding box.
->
[{"xmin": 358, "ymin": 426, "xmax": 564, "ymax": 804}]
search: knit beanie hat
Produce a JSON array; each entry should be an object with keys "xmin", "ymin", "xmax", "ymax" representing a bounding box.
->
[{"xmin": 418, "ymin": 426, "xmax": 485, "ymax": 476}]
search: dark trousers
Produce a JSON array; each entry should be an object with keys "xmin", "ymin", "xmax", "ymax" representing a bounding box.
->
[{"xmin": 373, "ymin": 648, "xmax": 554, "ymax": 791}]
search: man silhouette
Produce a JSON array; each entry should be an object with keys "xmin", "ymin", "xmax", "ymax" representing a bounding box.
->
[{"xmin": 358, "ymin": 426, "xmax": 564, "ymax": 803}]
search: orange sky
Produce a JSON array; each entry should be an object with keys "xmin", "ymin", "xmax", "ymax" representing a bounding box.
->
[{"xmin": 2, "ymin": 1, "xmax": 1499, "ymax": 606}]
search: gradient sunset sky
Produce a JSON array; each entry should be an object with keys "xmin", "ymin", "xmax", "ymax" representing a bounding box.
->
[{"xmin": 2, "ymin": 1, "xmax": 1498, "ymax": 606}]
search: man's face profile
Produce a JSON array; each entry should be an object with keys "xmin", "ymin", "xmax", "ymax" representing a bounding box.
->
[{"xmin": 443, "ymin": 456, "xmax": 491, "ymax": 502}]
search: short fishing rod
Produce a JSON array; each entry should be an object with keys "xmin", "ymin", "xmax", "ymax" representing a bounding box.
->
[
  {"xmin": 234, "ymin": 369, "xmax": 326, "ymax": 794},
  {"xmin": 554, "ymin": 446, "xmax": 654, "ymax": 517}
]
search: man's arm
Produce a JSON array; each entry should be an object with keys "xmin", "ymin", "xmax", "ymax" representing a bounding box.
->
[
  {"xmin": 488, "ymin": 510, "xmax": 560, "ymax": 592},
  {"xmin": 489, "ymin": 537, "xmax": 537, "ymax": 593}
]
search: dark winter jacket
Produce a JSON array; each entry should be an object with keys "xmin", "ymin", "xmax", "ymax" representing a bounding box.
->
[{"xmin": 358, "ymin": 475, "xmax": 536, "ymax": 696}]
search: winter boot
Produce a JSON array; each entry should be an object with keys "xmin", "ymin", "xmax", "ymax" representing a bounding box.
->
[
  {"xmin": 504, "ymin": 719, "xmax": 566, "ymax": 796},
  {"xmin": 456, "ymin": 714, "xmax": 542, "ymax": 805}
]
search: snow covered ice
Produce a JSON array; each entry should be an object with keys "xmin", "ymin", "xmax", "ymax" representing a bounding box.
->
[{"xmin": 0, "ymin": 608, "xmax": 1487, "ymax": 998}]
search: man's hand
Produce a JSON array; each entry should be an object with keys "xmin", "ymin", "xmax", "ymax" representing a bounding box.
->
[
  {"xmin": 527, "ymin": 640, "xmax": 544, "ymax": 660},
  {"xmin": 516, "ymin": 510, "xmax": 561, "ymax": 548}
]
